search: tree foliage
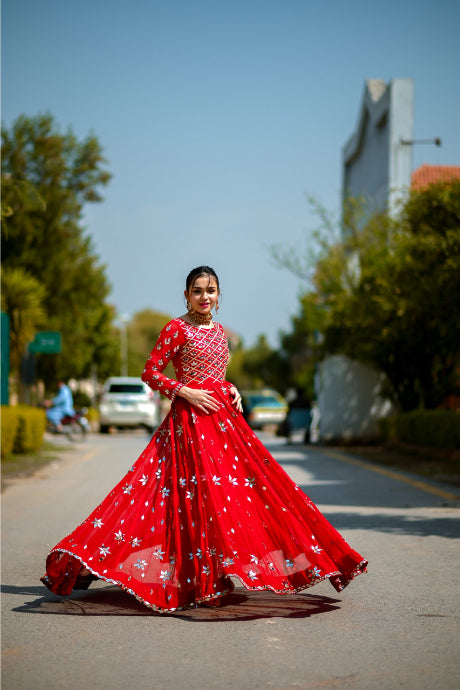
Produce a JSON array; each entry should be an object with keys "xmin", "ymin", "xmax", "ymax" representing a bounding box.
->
[
  {"xmin": 1, "ymin": 267, "xmax": 46, "ymax": 371},
  {"xmin": 1, "ymin": 113, "xmax": 117, "ymax": 385},
  {"xmin": 126, "ymin": 309, "xmax": 173, "ymax": 377},
  {"xmin": 273, "ymin": 183, "xmax": 460, "ymax": 411}
]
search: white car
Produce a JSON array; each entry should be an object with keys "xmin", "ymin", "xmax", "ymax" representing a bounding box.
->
[{"xmin": 99, "ymin": 377, "xmax": 161, "ymax": 434}]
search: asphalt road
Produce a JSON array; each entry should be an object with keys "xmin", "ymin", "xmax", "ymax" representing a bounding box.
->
[{"xmin": 2, "ymin": 430, "xmax": 460, "ymax": 690}]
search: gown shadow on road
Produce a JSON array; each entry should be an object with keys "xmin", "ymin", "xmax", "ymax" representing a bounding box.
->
[{"xmin": 5, "ymin": 584, "xmax": 341, "ymax": 621}]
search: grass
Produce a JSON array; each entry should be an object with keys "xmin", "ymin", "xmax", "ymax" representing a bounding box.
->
[
  {"xmin": 338, "ymin": 443, "xmax": 460, "ymax": 488},
  {"xmin": 1, "ymin": 440, "xmax": 73, "ymax": 491}
]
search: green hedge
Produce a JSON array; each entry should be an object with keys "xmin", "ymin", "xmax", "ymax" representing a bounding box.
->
[
  {"xmin": 1, "ymin": 405, "xmax": 47, "ymax": 458},
  {"xmin": 1, "ymin": 406, "xmax": 20, "ymax": 457},
  {"xmin": 379, "ymin": 410, "xmax": 460, "ymax": 449}
]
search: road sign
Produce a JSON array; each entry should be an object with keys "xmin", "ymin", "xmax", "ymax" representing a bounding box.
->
[{"xmin": 29, "ymin": 331, "xmax": 62, "ymax": 354}]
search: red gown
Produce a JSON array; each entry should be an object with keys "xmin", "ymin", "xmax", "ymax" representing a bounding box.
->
[{"xmin": 41, "ymin": 318, "xmax": 367, "ymax": 612}]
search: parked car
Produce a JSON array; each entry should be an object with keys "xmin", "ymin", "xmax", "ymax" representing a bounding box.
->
[
  {"xmin": 241, "ymin": 389, "xmax": 288, "ymax": 430},
  {"xmin": 99, "ymin": 377, "xmax": 161, "ymax": 434}
]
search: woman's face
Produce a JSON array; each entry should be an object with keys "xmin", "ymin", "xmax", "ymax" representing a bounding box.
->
[{"xmin": 185, "ymin": 274, "xmax": 219, "ymax": 316}]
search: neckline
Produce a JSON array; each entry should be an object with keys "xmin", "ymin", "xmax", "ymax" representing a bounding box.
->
[{"xmin": 177, "ymin": 317, "xmax": 217, "ymax": 331}]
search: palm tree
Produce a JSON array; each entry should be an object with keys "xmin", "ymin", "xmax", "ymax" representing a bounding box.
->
[{"xmin": 1, "ymin": 267, "xmax": 46, "ymax": 373}]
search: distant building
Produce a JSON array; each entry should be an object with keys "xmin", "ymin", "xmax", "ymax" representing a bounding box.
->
[
  {"xmin": 343, "ymin": 78, "xmax": 414, "ymax": 217},
  {"xmin": 316, "ymin": 79, "xmax": 415, "ymax": 442}
]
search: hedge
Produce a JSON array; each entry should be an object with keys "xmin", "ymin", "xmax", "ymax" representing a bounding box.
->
[
  {"xmin": 1, "ymin": 406, "xmax": 20, "ymax": 458},
  {"xmin": 1, "ymin": 405, "xmax": 47, "ymax": 458},
  {"xmin": 379, "ymin": 410, "xmax": 460, "ymax": 449}
]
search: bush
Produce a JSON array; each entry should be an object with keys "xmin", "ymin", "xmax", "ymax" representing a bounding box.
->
[
  {"xmin": 72, "ymin": 390, "xmax": 92, "ymax": 409},
  {"xmin": 1, "ymin": 406, "xmax": 20, "ymax": 458},
  {"xmin": 11, "ymin": 406, "xmax": 47, "ymax": 454},
  {"xmin": 379, "ymin": 410, "xmax": 460, "ymax": 449}
]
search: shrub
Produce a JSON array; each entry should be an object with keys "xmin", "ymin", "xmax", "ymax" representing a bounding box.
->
[
  {"xmin": 72, "ymin": 390, "xmax": 92, "ymax": 409},
  {"xmin": 379, "ymin": 410, "xmax": 460, "ymax": 448},
  {"xmin": 1, "ymin": 406, "xmax": 20, "ymax": 458},
  {"xmin": 12, "ymin": 406, "xmax": 47, "ymax": 454}
]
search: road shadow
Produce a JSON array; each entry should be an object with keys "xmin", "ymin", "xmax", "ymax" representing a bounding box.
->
[
  {"xmin": 316, "ymin": 510, "xmax": 460, "ymax": 539},
  {"xmin": 4, "ymin": 584, "xmax": 341, "ymax": 621}
]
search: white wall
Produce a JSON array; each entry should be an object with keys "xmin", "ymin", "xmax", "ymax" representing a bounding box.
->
[{"xmin": 315, "ymin": 355, "xmax": 394, "ymax": 442}]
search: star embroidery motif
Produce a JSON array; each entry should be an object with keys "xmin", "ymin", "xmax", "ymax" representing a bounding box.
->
[
  {"xmin": 152, "ymin": 547, "xmax": 165, "ymax": 559},
  {"xmin": 91, "ymin": 518, "xmax": 103, "ymax": 529},
  {"xmin": 244, "ymin": 477, "xmax": 255, "ymax": 488},
  {"xmin": 211, "ymin": 475, "xmax": 221, "ymax": 485},
  {"xmin": 131, "ymin": 537, "xmax": 141, "ymax": 547},
  {"xmin": 134, "ymin": 559, "xmax": 148, "ymax": 570},
  {"xmin": 247, "ymin": 569, "xmax": 258, "ymax": 580},
  {"xmin": 114, "ymin": 530, "xmax": 125, "ymax": 542},
  {"xmin": 159, "ymin": 570, "xmax": 171, "ymax": 587},
  {"xmin": 99, "ymin": 545, "xmax": 110, "ymax": 557},
  {"xmin": 139, "ymin": 474, "xmax": 149, "ymax": 486},
  {"xmin": 122, "ymin": 484, "xmax": 133, "ymax": 494}
]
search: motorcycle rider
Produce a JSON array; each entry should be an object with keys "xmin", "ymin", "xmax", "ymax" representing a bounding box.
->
[{"xmin": 45, "ymin": 380, "xmax": 75, "ymax": 432}]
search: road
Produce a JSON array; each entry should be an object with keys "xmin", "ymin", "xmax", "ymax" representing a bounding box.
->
[{"xmin": 2, "ymin": 430, "xmax": 460, "ymax": 689}]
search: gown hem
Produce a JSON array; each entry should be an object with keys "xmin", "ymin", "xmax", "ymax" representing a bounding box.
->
[{"xmin": 41, "ymin": 547, "xmax": 367, "ymax": 613}]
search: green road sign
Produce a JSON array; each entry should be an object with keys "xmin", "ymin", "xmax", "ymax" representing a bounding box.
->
[{"xmin": 29, "ymin": 331, "xmax": 62, "ymax": 354}]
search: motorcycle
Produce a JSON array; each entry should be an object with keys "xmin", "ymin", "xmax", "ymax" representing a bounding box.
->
[{"xmin": 46, "ymin": 409, "xmax": 90, "ymax": 442}]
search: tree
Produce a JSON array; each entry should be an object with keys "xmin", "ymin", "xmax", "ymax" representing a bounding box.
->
[
  {"xmin": 1, "ymin": 113, "xmax": 117, "ymax": 385},
  {"xmin": 126, "ymin": 309, "xmax": 173, "ymax": 377},
  {"xmin": 273, "ymin": 183, "xmax": 460, "ymax": 411},
  {"xmin": 1, "ymin": 267, "xmax": 46, "ymax": 373}
]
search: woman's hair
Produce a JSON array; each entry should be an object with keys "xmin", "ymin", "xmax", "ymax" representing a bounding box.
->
[{"xmin": 185, "ymin": 266, "xmax": 219, "ymax": 292}]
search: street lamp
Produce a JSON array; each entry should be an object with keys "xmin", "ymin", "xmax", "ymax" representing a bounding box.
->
[
  {"xmin": 118, "ymin": 314, "xmax": 130, "ymax": 377},
  {"xmin": 400, "ymin": 137, "xmax": 442, "ymax": 147}
]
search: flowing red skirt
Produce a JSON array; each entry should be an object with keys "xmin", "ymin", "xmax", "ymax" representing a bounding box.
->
[{"xmin": 42, "ymin": 380, "xmax": 367, "ymax": 612}]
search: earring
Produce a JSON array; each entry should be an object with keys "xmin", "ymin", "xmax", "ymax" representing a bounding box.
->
[
  {"xmin": 186, "ymin": 300, "xmax": 192, "ymax": 312},
  {"xmin": 215, "ymin": 299, "xmax": 219, "ymax": 313}
]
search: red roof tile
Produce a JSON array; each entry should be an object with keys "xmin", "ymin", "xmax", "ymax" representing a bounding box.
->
[{"xmin": 411, "ymin": 164, "xmax": 460, "ymax": 190}]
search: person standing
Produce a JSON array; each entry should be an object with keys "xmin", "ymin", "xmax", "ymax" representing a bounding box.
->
[{"xmin": 41, "ymin": 266, "xmax": 367, "ymax": 611}]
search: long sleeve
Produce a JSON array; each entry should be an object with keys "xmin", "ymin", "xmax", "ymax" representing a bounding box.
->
[
  {"xmin": 141, "ymin": 320, "xmax": 185, "ymax": 402},
  {"xmin": 52, "ymin": 386, "xmax": 74, "ymax": 414}
]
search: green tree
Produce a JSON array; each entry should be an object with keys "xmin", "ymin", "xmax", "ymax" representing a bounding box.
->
[
  {"xmin": 273, "ymin": 183, "xmax": 460, "ymax": 411},
  {"xmin": 1, "ymin": 267, "xmax": 46, "ymax": 373},
  {"xmin": 1, "ymin": 113, "xmax": 117, "ymax": 385},
  {"xmin": 126, "ymin": 309, "xmax": 173, "ymax": 377}
]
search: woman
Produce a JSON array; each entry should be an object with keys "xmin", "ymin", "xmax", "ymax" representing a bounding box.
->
[{"xmin": 41, "ymin": 266, "xmax": 367, "ymax": 611}]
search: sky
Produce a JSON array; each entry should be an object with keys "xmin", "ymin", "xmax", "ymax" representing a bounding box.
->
[{"xmin": 3, "ymin": 0, "xmax": 460, "ymax": 347}]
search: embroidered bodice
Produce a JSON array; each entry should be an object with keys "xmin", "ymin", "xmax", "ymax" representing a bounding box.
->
[{"xmin": 142, "ymin": 318, "xmax": 229, "ymax": 400}]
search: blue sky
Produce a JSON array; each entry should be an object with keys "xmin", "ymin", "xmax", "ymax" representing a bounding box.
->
[{"xmin": 3, "ymin": 0, "xmax": 460, "ymax": 346}]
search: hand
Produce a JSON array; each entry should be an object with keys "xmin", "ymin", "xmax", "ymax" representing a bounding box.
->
[
  {"xmin": 177, "ymin": 386, "xmax": 221, "ymax": 414},
  {"xmin": 229, "ymin": 386, "xmax": 243, "ymax": 413}
]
